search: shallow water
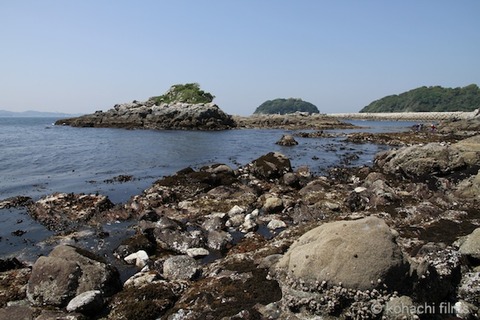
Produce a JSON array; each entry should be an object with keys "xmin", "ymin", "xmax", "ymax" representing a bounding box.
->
[{"xmin": 0, "ymin": 117, "xmax": 414, "ymax": 262}]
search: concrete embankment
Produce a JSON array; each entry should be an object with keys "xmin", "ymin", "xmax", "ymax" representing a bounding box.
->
[{"xmin": 328, "ymin": 109, "xmax": 480, "ymax": 121}]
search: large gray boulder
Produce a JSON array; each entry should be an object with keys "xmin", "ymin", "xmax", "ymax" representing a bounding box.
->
[
  {"xmin": 276, "ymin": 216, "xmax": 409, "ymax": 291},
  {"xmin": 27, "ymin": 245, "xmax": 121, "ymax": 307},
  {"xmin": 250, "ymin": 152, "xmax": 292, "ymax": 180}
]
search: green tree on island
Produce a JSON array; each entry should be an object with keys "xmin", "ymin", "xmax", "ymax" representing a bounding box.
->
[
  {"xmin": 151, "ymin": 83, "xmax": 215, "ymax": 105},
  {"xmin": 360, "ymin": 84, "xmax": 480, "ymax": 113},
  {"xmin": 254, "ymin": 98, "xmax": 319, "ymax": 115}
]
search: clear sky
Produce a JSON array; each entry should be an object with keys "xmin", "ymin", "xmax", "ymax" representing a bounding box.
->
[{"xmin": 1, "ymin": 1, "xmax": 479, "ymax": 115}]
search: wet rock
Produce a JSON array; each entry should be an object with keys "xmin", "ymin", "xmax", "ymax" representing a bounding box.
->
[
  {"xmin": 282, "ymin": 172, "xmax": 299, "ymax": 187},
  {"xmin": 27, "ymin": 245, "xmax": 121, "ymax": 307},
  {"xmin": 0, "ymin": 196, "xmax": 32, "ymax": 209},
  {"xmin": 66, "ymin": 290, "xmax": 104, "ymax": 314},
  {"xmin": 153, "ymin": 228, "xmax": 205, "ymax": 254},
  {"xmin": 107, "ymin": 282, "xmax": 180, "ymax": 320},
  {"xmin": 167, "ymin": 259, "xmax": 281, "ymax": 319},
  {"xmin": 0, "ymin": 267, "xmax": 30, "ymax": 308},
  {"xmin": 233, "ymin": 113, "xmax": 356, "ymax": 130},
  {"xmin": 226, "ymin": 214, "xmax": 245, "ymax": 228},
  {"xmin": 163, "ymin": 255, "xmax": 200, "ymax": 280},
  {"xmin": 240, "ymin": 214, "xmax": 258, "ymax": 233},
  {"xmin": 276, "ymin": 216, "xmax": 410, "ymax": 291},
  {"xmin": 0, "ymin": 305, "xmax": 36, "ymax": 320},
  {"xmin": 0, "ymin": 258, "xmax": 24, "ymax": 272},
  {"xmin": 27, "ymin": 192, "xmax": 114, "ymax": 231},
  {"xmin": 113, "ymin": 233, "xmax": 156, "ymax": 259},
  {"xmin": 250, "ymin": 152, "xmax": 292, "ymax": 180},
  {"xmin": 207, "ymin": 230, "xmax": 233, "ymax": 251},
  {"xmin": 201, "ymin": 163, "xmax": 234, "ymax": 175},
  {"xmin": 201, "ymin": 213, "xmax": 226, "ymax": 232},
  {"xmin": 275, "ymin": 134, "xmax": 298, "ymax": 146}
]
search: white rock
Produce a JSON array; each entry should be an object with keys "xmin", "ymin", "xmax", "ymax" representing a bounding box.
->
[
  {"xmin": 228, "ymin": 205, "xmax": 245, "ymax": 217},
  {"xmin": 267, "ymin": 219, "xmax": 287, "ymax": 230},
  {"xmin": 186, "ymin": 247, "xmax": 210, "ymax": 258},
  {"xmin": 66, "ymin": 290, "xmax": 103, "ymax": 313},
  {"xmin": 354, "ymin": 187, "xmax": 367, "ymax": 193},
  {"xmin": 124, "ymin": 250, "xmax": 149, "ymax": 268}
]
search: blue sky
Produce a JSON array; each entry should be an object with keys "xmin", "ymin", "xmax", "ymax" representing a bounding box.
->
[{"xmin": 1, "ymin": 1, "xmax": 479, "ymax": 115}]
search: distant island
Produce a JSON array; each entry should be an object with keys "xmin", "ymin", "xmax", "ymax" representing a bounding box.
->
[
  {"xmin": 360, "ymin": 84, "xmax": 480, "ymax": 113},
  {"xmin": 254, "ymin": 98, "xmax": 319, "ymax": 115},
  {"xmin": 0, "ymin": 110, "xmax": 82, "ymax": 118},
  {"xmin": 55, "ymin": 83, "xmax": 236, "ymax": 131}
]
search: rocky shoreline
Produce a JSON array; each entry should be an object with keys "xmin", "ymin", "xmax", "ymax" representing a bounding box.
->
[
  {"xmin": 55, "ymin": 100, "xmax": 236, "ymax": 131},
  {"xmin": 328, "ymin": 109, "xmax": 480, "ymax": 121},
  {"xmin": 1, "ymin": 119, "xmax": 480, "ymax": 319}
]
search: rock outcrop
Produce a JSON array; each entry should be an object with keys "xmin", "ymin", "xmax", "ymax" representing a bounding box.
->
[
  {"xmin": 375, "ymin": 135, "xmax": 480, "ymax": 178},
  {"xmin": 56, "ymin": 100, "xmax": 236, "ymax": 131}
]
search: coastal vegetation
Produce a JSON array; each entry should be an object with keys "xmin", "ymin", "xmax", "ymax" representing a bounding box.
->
[
  {"xmin": 360, "ymin": 84, "xmax": 480, "ymax": 113},
  {"xmin": 254, "ymin": 98, "xmax": 319, "ymax": 115},
  {"xmin": 150, "ymin": 83, "xmax": 215, "ymax": 105}
]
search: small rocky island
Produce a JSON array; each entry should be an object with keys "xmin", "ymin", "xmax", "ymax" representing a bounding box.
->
[{"xmin": 55, "ymin": 83, "xmax": 236, "ymax": 131}]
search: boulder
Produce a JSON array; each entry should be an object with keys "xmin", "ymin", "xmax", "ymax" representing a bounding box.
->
[
  {"xmin": 458, "ymin": 228, "xmax": 480, "ymax": 260},
  {"xmin": 276, "ymin": 217, "xmax": 409, "ymax": 291},
  {"xmin": 163, "ymin": 255, "xmax": 200, "ymax": 280},
  {"xmin": 27, "ymin": 245, "xmax": 121, "ymax": 307},
  {"xmin": 153, "ymin": 228, "xmax": 204, "ymax": 254},
  {"xmin": 263, "ymin": 196, "xmax": 283, "ymax": 214},
  {"xmin": 275, "ymin": 134, "xmax": 298, "ymax": 146},
  {"xmin": 454, "ymin": 169, "xmax": 480, "ymax": 199},
  {"xmin": 250, "ymin": 152, "xmax": 292, "ymax": 180},
  {"xmin": 457, "ymin": 272, "xmax": 480, "ymax": 306}
]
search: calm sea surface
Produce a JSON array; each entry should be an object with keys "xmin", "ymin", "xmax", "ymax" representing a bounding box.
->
[{"xmin": 0, "ymin": 117, "xmax": 414, "ymax": 261}]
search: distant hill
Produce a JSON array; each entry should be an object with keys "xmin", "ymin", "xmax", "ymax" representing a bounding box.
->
[
  {"xmin": 0, "ymin": 110, "xmax": 82, "ymax": 117},
  {"xmin": 360, "ymin": 84, "xmax": 480, "ymax": 113},
  {"xmin": 254, "ymin": 98, "xmax": 319, "ymax": 115}
]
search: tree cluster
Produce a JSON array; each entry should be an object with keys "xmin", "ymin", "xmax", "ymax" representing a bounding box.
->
[
  {"xmin": 360, "ymin": 84, "xmax": 480, "ymax": 113},
  {"xmin": 150, "ymin": 83, "xmax": 215, "ymax": 105}
]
